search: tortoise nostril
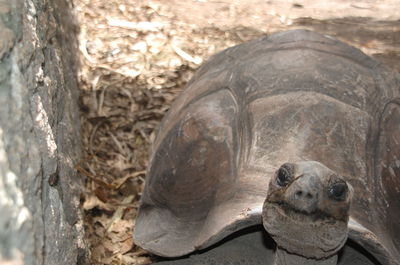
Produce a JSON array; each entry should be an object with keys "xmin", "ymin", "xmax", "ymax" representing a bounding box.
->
[{"xmin": 294, "ymin": 190, "xmax": 314, "ymax": 200}]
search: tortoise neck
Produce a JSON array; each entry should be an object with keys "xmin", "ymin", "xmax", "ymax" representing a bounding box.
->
[{"xmin": 274, "ymin": 247, "xmax": 337, "ymax": 265}]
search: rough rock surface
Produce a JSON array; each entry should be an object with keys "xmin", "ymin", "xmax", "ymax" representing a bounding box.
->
[{"xmin": 0, "ymin": 0, "xmax": 88, "ymax": 264}]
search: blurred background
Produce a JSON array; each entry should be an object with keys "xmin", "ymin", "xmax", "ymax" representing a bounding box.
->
[{"xmin": 74, "ymin": 0, "xmax": 400, "ymax": 264}]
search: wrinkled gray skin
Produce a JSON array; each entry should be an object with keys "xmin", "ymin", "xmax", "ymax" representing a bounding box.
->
[
  {"xmin": 155, "ymin": 161, "xmax": 358, "ymax": 265},
  {"xmin": 263, "ymin": 161, "xmax": 353, "ymax": 265},
  {"xmin": 154, "ymin": 230, "xmax": 376, "ymax": 265}
]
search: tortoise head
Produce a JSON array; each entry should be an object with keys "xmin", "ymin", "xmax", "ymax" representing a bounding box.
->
[{"xmin": 262, "ymin": 161, "xmax": 353, "ymax": 259}]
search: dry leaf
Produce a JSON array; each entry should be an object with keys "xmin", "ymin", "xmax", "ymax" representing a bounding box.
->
[{"xmin": 83, "ymin": 195, "xmax": 113, "ymax": 211}]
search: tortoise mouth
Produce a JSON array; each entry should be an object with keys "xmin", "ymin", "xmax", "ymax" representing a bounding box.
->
[
  {"xmin": 269, "ymin": 200, "xmax": 342, "ymax": 223},
  {"xmin": 263, "ymin": 200, "xmax": 349, "ymax": 259}
]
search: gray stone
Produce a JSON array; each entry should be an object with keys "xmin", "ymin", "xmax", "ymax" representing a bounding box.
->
[{"xmin": 0, "ymin": 0, "xmax": 88, "ymax": 264}]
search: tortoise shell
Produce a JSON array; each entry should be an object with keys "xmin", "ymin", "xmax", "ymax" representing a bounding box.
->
[{"xmin": 134, "ymin": 30, "xmax": 400, "ymax": 264}]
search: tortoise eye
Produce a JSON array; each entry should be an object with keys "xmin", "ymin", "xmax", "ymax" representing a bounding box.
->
[
  {"xmin": 276, "ymin": 166, "xmax": 292, "ymax": 187},
  {"xmin": 328, "ymin": 180, "xmax": 348, "ymax": 201}
]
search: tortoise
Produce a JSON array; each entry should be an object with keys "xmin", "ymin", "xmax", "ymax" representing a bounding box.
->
[{"xmin": 134, "ymin": 29, "xmax": 400, "ymax": 265}]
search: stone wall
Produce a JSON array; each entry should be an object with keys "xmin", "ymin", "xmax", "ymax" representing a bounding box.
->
[{"xmin": 0, "ymin": 0, "xmax": 87, "ymax": 264}]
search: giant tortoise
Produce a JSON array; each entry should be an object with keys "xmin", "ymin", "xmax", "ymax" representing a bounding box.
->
[{"xmin": 134, "ymin": 30, "xmax": 400, "ymax": 265}]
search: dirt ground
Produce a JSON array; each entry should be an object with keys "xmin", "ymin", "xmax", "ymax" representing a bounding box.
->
[{"xmin": 74, "ymin": 0, "xmax": 400, "ymax": 264}]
